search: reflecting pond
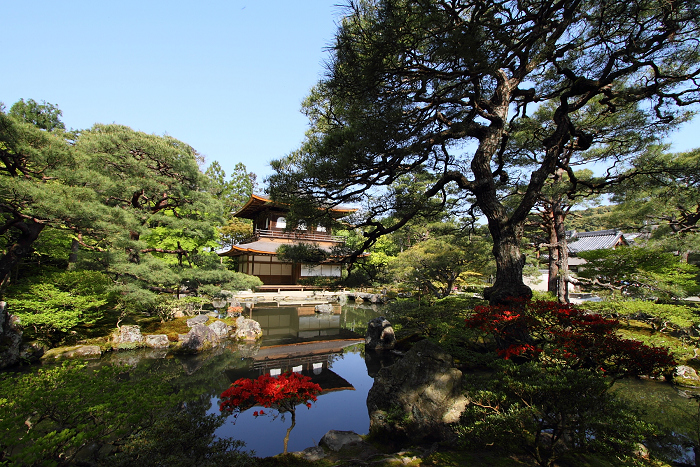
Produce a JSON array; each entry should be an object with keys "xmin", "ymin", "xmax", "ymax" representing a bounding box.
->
[
  {"xmin": 210, "ymin": 302, "xmax": 395, "ymax": 457},
  {"xmin": 76, "ymin": 301, "xmax": 700, "ymax": 460}
]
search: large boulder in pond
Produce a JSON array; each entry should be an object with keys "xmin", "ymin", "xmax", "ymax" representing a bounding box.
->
[
  {"xmin": 112, "ymin": 325, "xmax": 145, "ymax": 350},
  {"xmin": 208, "ymin": 320, "xmax": 230, "ymax": 339},
  {"xmin": 179, "ymin": 324, "xmax": 219, "ymax": 352},
  {"xmin": 234, "ymin": 316, "xmax": 262, "ymax": 340},
  {"xmin": 365, "ymin": 316, "xmax": 396, "ymax": 350},
  {"xmin": 366, "ymin": 339, "xmax": 468, "ymax": 442},
  {"xmin": 186, "ymin": 314, "xmax": 209, "ymax": 328},
  {"xmin": 145, "ymin": 334, "xmax": 170, "ymax": 349},
  {"xmin": 0, "ymin": 301, "xmax": 22, "ymax": 369}
]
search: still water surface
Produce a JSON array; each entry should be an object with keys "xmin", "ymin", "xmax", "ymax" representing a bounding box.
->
[{"xmin": 210, "ymin": 302, "xmax": 390, "ymax": 457}]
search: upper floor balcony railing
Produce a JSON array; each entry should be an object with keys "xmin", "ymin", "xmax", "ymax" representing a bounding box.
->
[{"xmin": 255, "ymin": 229, "xmax": 346, "ymax": 244}]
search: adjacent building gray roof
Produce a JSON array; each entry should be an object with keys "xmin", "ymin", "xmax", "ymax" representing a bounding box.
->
[{"xmin": 567, "ymin": 229, "xmax": 628, "ymax": 255}]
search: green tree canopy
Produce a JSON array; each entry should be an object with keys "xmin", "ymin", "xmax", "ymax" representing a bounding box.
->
[
  {"xmin": 576, "ymin": 246, "xmax": 700, "ymax": 299},
  {"xmin": 268, "ymin": 0, "xmax": 700, "ymax": 305},
  {"xmin": 389, "ymin": 224, "xmax": 492, "ymax": 298},
  {"xmin": 9, "ymin": 98, "xmax": 66, "ymax": 132},
  {"xmin": 1, "ymin": 104, "xmax": 246, "ymax": 311}
]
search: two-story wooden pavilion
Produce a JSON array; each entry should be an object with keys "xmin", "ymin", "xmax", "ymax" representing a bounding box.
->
[{"xmin": 218, "ymin": 194, "xmax": 355, "ymax": 286}]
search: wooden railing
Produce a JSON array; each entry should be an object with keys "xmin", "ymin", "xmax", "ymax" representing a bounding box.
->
[{"xmin": 255, "ymin": 229, "xmax": 346, "ymax": 243}]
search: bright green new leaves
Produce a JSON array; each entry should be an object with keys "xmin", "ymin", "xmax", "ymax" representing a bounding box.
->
[{"xmin": 7, "ymin": 270, "xmax": 114, "ymax": 342}]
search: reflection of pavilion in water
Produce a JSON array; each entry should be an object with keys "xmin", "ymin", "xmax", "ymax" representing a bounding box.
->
[
  {"xmin": 251, "ymin": 304, "xmax": 353, "ymax": 344},
  {"xmin": 225, "ymin": 339, "xmax": 363, "ymax": 393},
  {"xmin": 225, "ymin": 304, "xmax": 394, "ymax": 393}
]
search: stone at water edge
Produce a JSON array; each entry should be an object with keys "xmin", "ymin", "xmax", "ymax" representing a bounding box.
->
[
  {"xmin": 145, "ymin": 334, "xmax": 170, "ymax": 349},
  {"xmin": 208, "ymin": 320, "xmax": 230, "ymax": 339},
  {"xmin": 315, "ymin": 303, "xmax": 334, "ymax": 314},
  {"xmin": 179, "ymin": 324, "xmax": 219, "ymax": 352},
  {"xmin": 319, "ymin": 430, "xmax": 364, "ymax": 451},
  {"xmin": 234, "ymin": 316, "xmax": 263, "ymax": 340},
  {"xmin": 112, "ymin": 325, "xmax": 145, "ymax": 349},
  {"xmin": 186, "ymin": 314, "xmax": 209, "ymax": 328},
  {"xmin": 365, "ymin": 316, "xmax": 396, "ymax": 350},
  {"xmin": 366, "ymin": 339, "xmax": 468, "ymax": 442}
]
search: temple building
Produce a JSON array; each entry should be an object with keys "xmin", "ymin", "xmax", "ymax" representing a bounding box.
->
[{"xmin": 218, "ymin": 194, "xmax": 354, "ymax": 286}]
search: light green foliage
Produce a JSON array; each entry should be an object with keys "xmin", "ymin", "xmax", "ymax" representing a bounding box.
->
[
  {"xmin": 6, "ymin": 270, "xmax": 115, "ymax": 343},
  {"xmin": 457, "ymin": 361, "xmax": 656, "ymax": 467},
  {"xmin": 577, "ymin": 247, "xmax": 700, "ymax": 299},
  {"xmin": 583, "ymin": 300, "xmax": 700, "ymax": 331},
  {"xmin": 388, "ymin": 225, "xmax": 492, "ymax": 298},
  {"xmin": 205, "ymin": 161, "xmax": 256, "ymax": 249},
  {"xmin": 152, "ymin": 295, "xmax": 209, "ymax": 322},
  {"xmin": 222, "ymin": 271, "xmax": 263, "ymax": 293},
  {"xmin": 9, "ymin": 98, "xmax": 66, "ymax": 131}
]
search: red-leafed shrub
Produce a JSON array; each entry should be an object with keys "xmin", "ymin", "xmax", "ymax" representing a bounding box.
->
[
  {"xmin": 465, "ymin": 299, "xmax": 676, "ymax": 378},
  {"xmin": 219, "ymin": 372, "xmax": 322, "ymax": 453}
]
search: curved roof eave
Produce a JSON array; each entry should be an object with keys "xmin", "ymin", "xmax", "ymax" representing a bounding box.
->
[{"xmin": 232, "ymin": 194, "xmax": 357, "ymax": 220}]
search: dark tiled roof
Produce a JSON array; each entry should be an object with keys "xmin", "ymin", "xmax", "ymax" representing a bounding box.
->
[{"xmin": 567, "ymin": 230, "xmax": 627, "ymax": 255}]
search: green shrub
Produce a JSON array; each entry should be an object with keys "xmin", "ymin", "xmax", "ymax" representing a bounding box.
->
[
  {"xmin": 222, "ymin": 272, "xmax": 263, "ymax": 292},
  {"xmin": 6, "ymin": 270, "xmax": 117, "ymax": 344},
  {"xmin": 456, "ymin": 361, "xmax": 657, "ymax": 467},
  {"xmin": 582, "ymin": 299, "xmax": 700, "ymax": 330}
]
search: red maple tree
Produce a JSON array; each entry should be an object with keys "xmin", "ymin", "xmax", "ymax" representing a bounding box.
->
[
  {"xmin": 465, "ymin": 299, "xmax": 676, "ymax": 378},
  {"xmin": 219, "ymin": 371, "xmax": 322, "ymax": 454}
]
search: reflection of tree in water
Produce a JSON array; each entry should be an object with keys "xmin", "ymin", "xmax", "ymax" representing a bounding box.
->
[{"xmin": 219, "ymin": 373, "xmax": 321, "ymax": 454}]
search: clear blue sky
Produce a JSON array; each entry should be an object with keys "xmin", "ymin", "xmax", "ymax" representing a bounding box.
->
[{"xmin": 2, "ymin": 0, "xmax": 698, "ymax": 184}]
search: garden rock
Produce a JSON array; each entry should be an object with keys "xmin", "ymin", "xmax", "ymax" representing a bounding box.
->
[
  {"xmin": 365, "ymin": 316, "xmax": 396, "ymax": 350},
  {"xmin": 315, "ymin": 303, "xmax": 334, "ymax": 314},
  {"xmin": 319, "ymin": 430, "xmax": 364, "ymax": 451},
  {"xmin": 19, "ymin": 340, "xmax": 47, "ymax": 363},
  {"xmin": 234, "ymin": 316, "xmax": 262, "ymax": 340},
  {"xmin": 293, "ymin": 445, "xmax": 327, "ymax": 462},
  {"xmin": 186, "ymin": 314, "xmax": 209, "ymax": 328},
  {"xmin": 145, "ymin": 334, "xmax": 170, "ymax": 349},
  {"xmin": 113, "ymin": 325, "xmax": 144, "ymax": 349},
  {"xmin": 367, "ymin": 339, "xmax": 468, "ymax": 442},
  {"xmin": 208, "ymin": 320, "xmax": 230, "ymax": 339},
  {"xmin": 674, "ymin": 365, "xmax": 700, "ymax": 388},
  {"xmin": 42, "ymin": 345, "xmax": 102, "ymax": 360},
  {"xmin": 0, "ymin": 301, "xmax": 22, "ymax": 369},
  {"xmin": 180, "ymin": 324, "xmax": 218, "ymax": 352}
]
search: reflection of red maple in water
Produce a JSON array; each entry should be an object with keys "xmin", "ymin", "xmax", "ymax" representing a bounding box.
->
[
  {"xmin": 465, "ymin": 299, "xmax": 676, "ymax": 378},
  {"xmin": 220, "ymin": 372, "xmax": 322, "ymax": 454}
]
